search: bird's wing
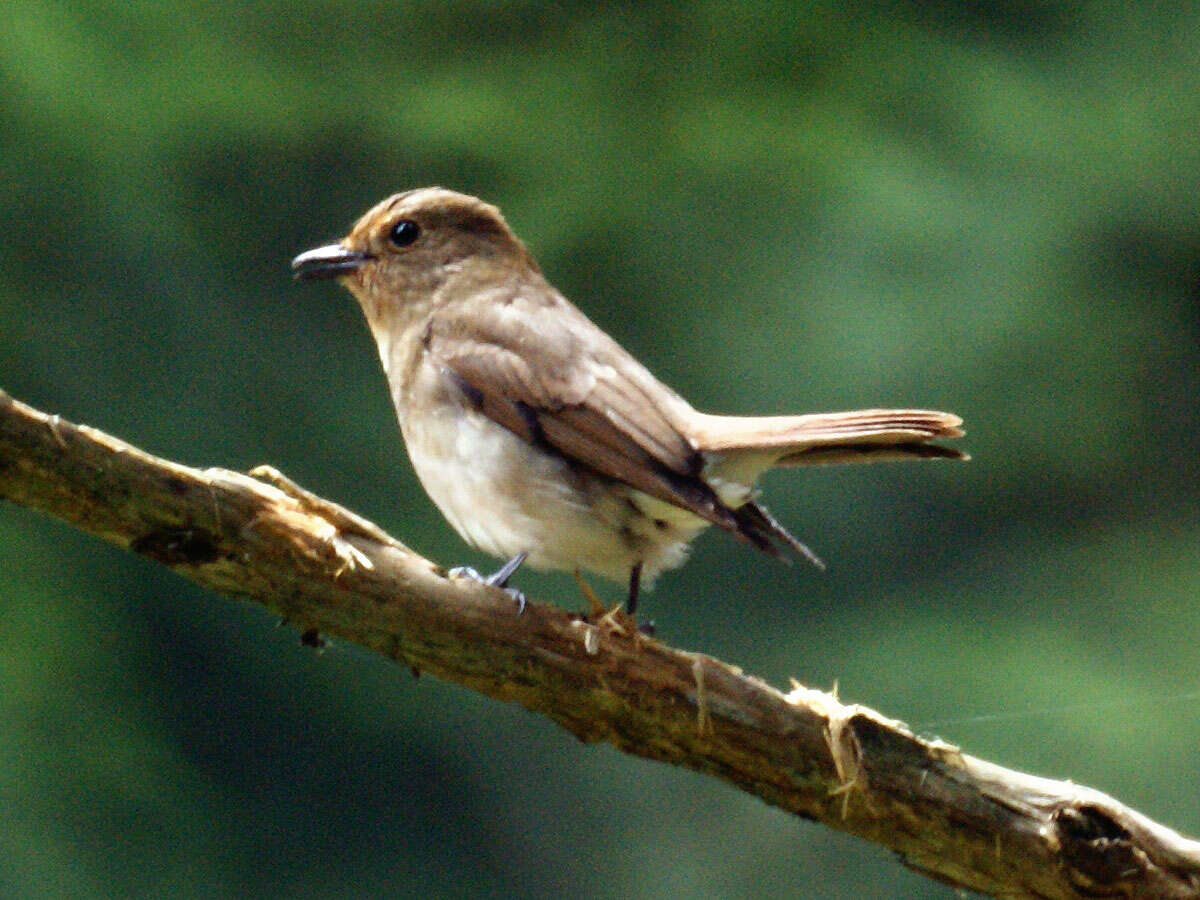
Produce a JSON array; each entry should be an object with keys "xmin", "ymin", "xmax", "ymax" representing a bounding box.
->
[{"xmin": 425, "ymin": 288, "xmax": 754, "ymax": 538}]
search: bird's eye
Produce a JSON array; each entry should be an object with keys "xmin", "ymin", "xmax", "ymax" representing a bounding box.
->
[{"xmin": 389, "ymin": 219, "xmax": 420, "ymax": 247}]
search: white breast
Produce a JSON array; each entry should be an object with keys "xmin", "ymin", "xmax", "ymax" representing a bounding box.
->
[{"xmin": 394, "ymin": 364, "xmax": 709, "ymax": 584}]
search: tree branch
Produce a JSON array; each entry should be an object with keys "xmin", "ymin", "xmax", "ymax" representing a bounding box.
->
[{"xmin": 2, "ymin": 387, "xmax": 1197, "ymax": 898}]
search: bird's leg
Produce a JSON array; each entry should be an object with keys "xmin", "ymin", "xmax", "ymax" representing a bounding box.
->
[
  {"xmin": 625, "ymin": 561, "xmax": 643, "ymax": 615},
  {"xmin": 449, "ymin": 552, "xmax": 528, "ymax": 613},
  {"xmin": 625, "ymin": 562, "xmax": 655, "ymax": 635},
  {"xmin": 485, "ymin": 551, "xmax": 528, "ymax": 588}
]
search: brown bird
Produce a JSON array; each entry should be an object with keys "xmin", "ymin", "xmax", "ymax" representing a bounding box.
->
[{"xmin": 292, "ymin": 188, "xmax": 964, "ymax": 613}]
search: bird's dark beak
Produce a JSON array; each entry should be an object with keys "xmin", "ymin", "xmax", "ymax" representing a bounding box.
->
[{"xmin": 291, "ymin": 244, "xmax": 373, "ymax": 281}]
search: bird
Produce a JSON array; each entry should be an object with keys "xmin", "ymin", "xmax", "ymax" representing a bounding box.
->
[{"xmin": 292, "ymin": 188, "xmax": 964, "ymax": 614}]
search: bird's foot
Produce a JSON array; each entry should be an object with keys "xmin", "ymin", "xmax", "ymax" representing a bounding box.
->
[{"xmin": 448, "ymin": 552, "xmax": 528, "ymax": 613}]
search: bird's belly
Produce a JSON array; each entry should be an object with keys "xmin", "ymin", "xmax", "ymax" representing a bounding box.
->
[{"xmin": 400, "ymin": 407, "xmax": 705, "ymax": 583}]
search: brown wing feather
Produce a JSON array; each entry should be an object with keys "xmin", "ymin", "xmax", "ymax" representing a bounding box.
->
[{"xmin": 426, "ymin": 287, "xmax": 747, "ymax": 535}]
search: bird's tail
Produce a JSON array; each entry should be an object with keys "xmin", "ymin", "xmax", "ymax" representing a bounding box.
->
[
  {"xmin": 691, "ymin": 408, "xmax": 964, "ymax": 567},
  {"xmin": 691, "ymin": 408, "xmax": 966, "ymax": 467}
]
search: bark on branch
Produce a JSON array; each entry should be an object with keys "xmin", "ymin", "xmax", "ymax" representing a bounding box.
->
[{"xmin": 2, "ymin": 387, "xmax": 1198, "ymax": 899}]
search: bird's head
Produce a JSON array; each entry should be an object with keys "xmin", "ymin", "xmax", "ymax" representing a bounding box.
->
[{"xmin": 292, "ymin": 187, "xmax": 537, "ymax": 326}]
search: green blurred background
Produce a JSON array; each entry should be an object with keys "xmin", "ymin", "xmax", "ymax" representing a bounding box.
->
[{"xmin": 2, "ymin": 1, "xmax": 1198, "ymax": 896}]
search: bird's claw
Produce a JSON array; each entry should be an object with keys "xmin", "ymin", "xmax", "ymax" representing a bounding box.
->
[
  {"xmin": 503, "ymin": 587, "xmax": 527, "ymax": 614},
  {"xmin": 448, "ymin": 566, "xmax": 527, "ymax": 614}
]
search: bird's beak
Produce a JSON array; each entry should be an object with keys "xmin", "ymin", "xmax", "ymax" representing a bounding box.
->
[{"xmin": 291, "ymin": 243, "xmax": 373, "ymax": 280}]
